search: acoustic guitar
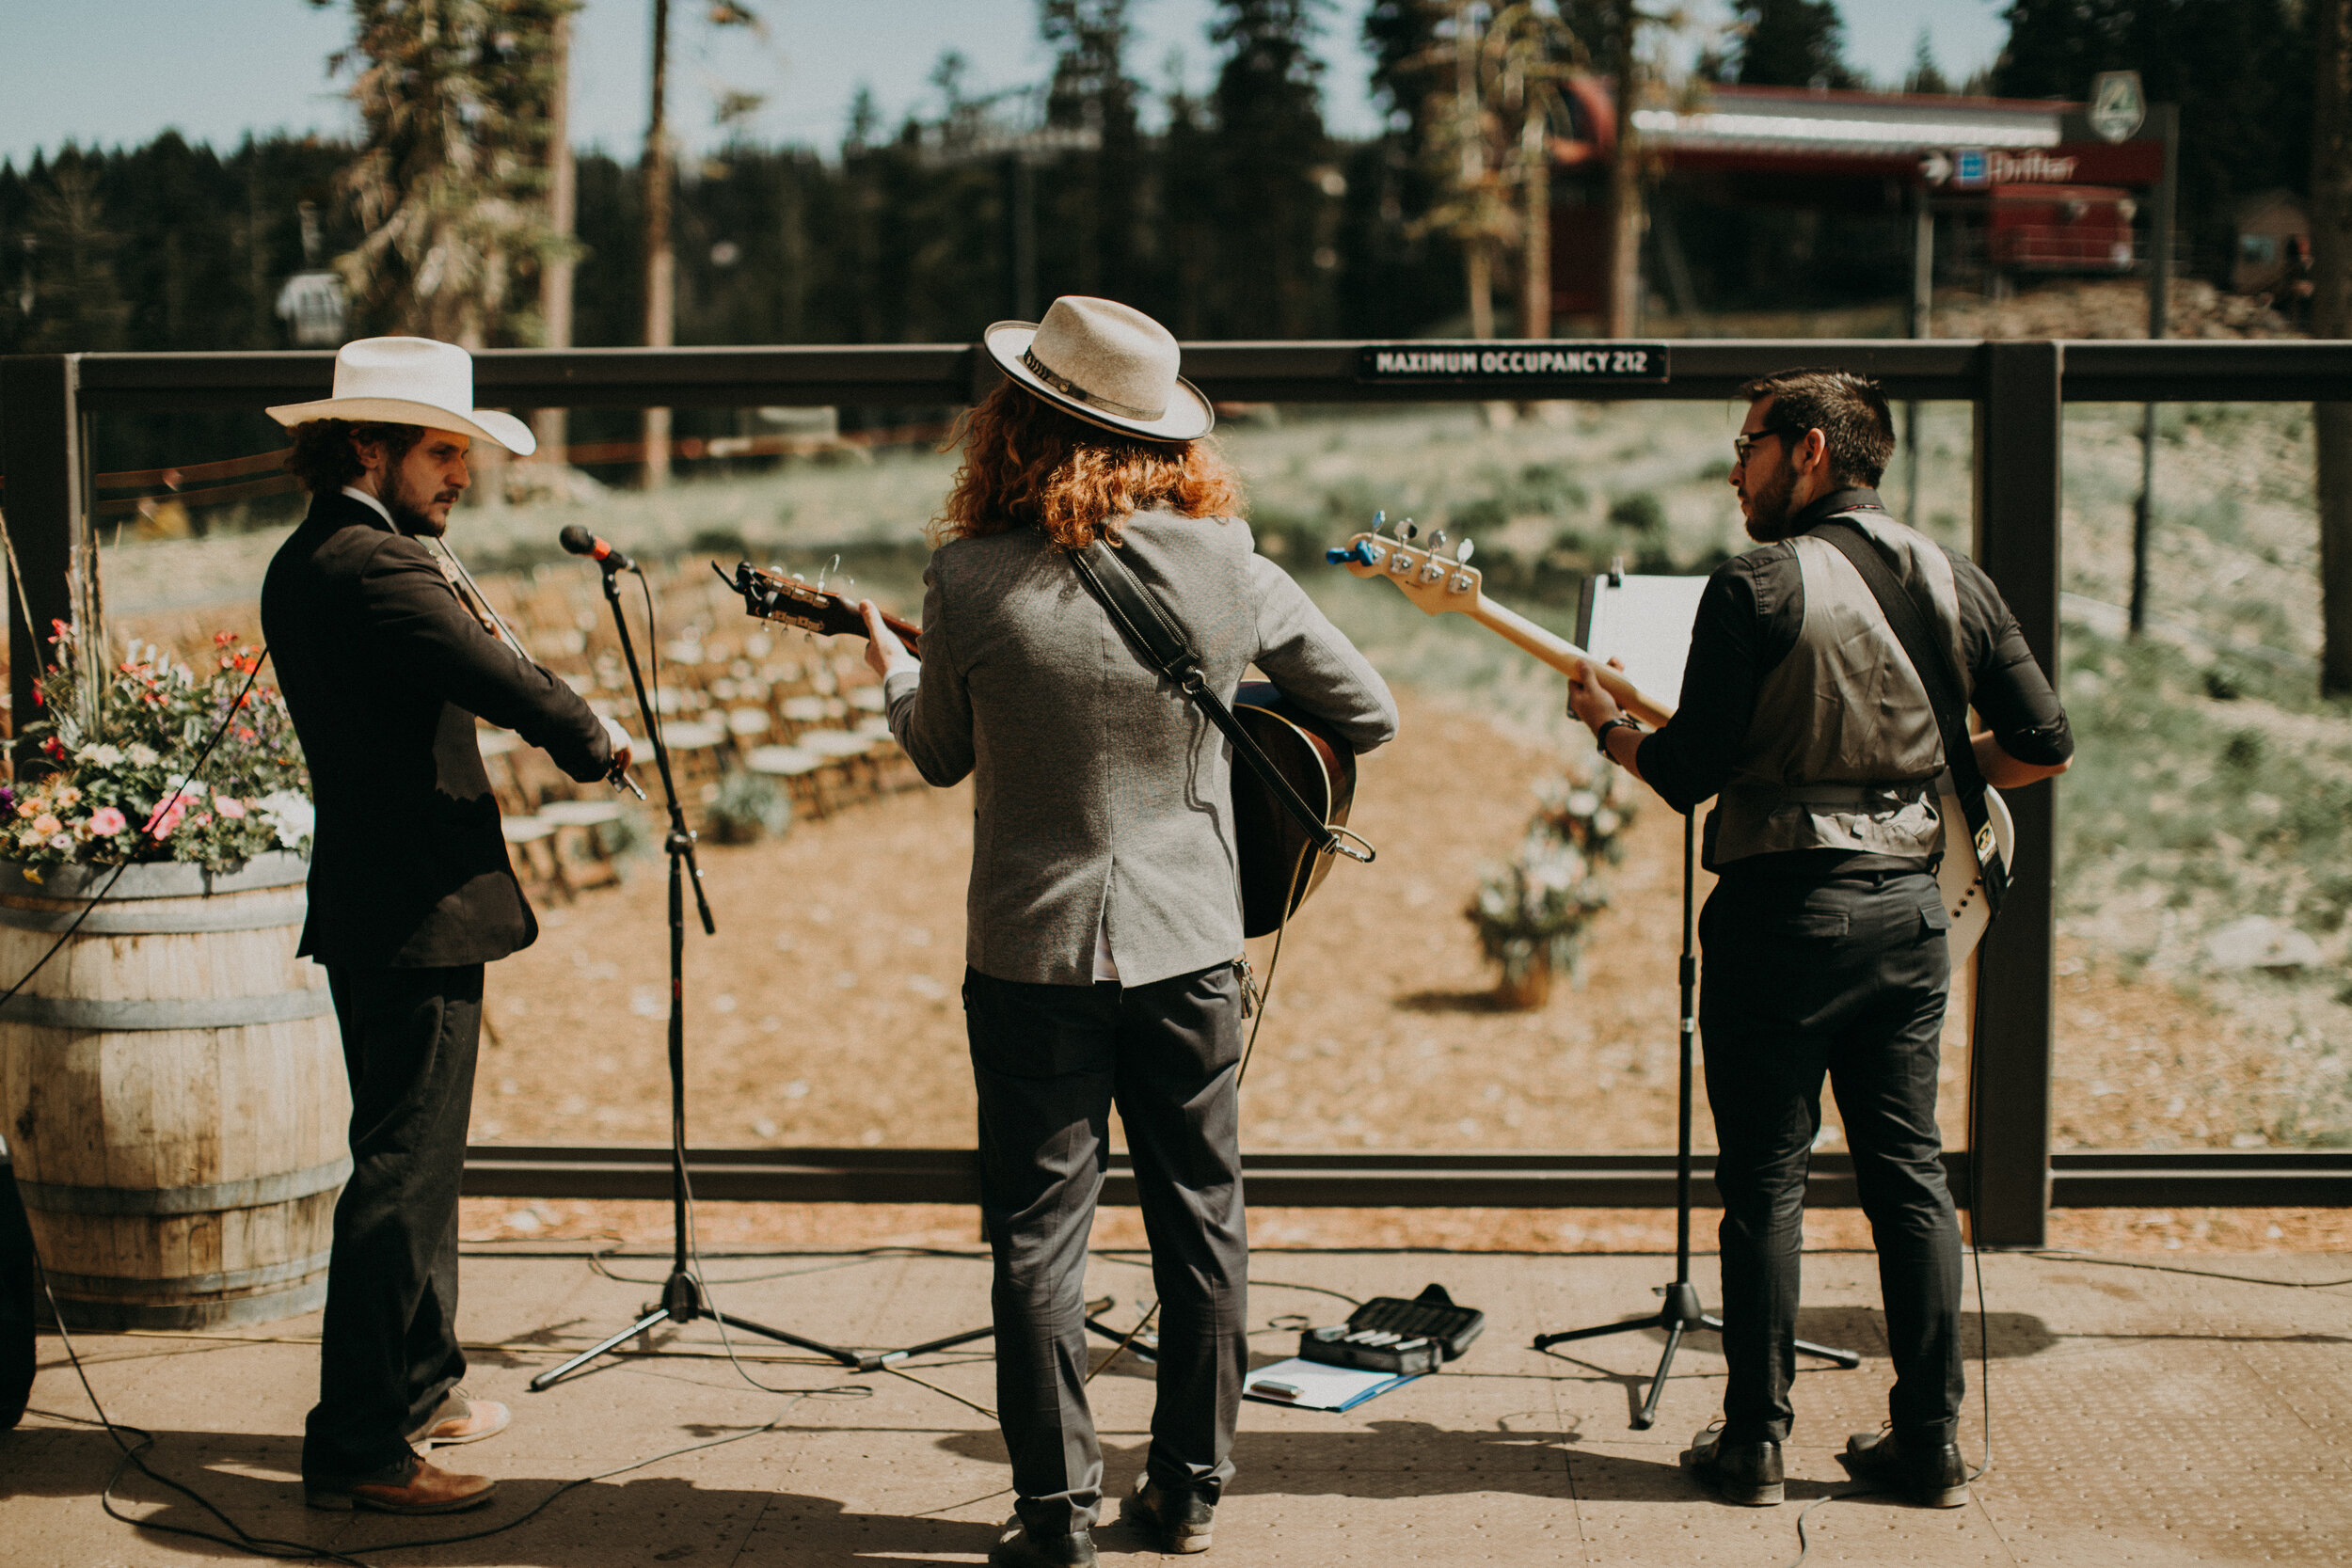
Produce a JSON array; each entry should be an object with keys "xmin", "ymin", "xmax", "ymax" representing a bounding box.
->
[
  {"xmin": 721, "ymin": 562, "xmax": 1357, "ymax": 938},
  {"xmin": 1325, "ymin": 530, "xmax": 2012, "ymax": 959}
]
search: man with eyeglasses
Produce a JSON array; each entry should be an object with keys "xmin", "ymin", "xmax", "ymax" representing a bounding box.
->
[{"xmin": 1566, "ymin": 369, "xmax": 2073, "ymax": 1510}]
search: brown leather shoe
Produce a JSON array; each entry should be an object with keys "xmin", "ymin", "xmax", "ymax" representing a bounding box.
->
[
  {"xmin": 411, "ymin": 1386, "xmax": 513, "ymax": 1449},
  {"xmin": 306, "ymin": 1456, "xmax": 499, "ymax": 1514}
]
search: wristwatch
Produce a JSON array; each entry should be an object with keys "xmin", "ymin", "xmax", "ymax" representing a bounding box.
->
[{"xmin": 1595, "ymin": 715, "xmax": 1645, "ymax": 757}]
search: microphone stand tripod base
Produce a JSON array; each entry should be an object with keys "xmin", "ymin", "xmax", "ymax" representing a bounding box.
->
[{"xmin": 1527, "ymin": 809, "xmax": 1857, "ymax": 1431}]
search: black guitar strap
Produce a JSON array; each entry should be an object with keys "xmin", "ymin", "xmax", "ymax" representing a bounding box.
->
[
  {"xmin": 1813, "ymin": 515, "xmax": 2008, "ymax": 921},
  {"xmin": 1066, "ymin": 539, "xmax": 1371, "ymax": 864}
]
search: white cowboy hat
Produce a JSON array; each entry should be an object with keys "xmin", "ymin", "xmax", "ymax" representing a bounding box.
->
[
  {"xmin": 982, "ymin": 296, "xmax": 1214, "ymax": 443},
  {"xmin": 265, "ymin": 336, "xmax": 536, "ymax": 456}
]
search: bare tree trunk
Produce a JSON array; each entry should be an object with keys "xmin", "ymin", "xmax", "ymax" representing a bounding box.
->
[
  {"xmin": 1454, "ymin": 1, "xmax": 1491, "ymax": 340},
  {"xmin": 2316, "ymin": 0, "xmax": 2352, "ymax": 695},
  {"xmin": 642, "ymin": 0, "xmax": 674, "ymax": 490},
  {"xmin": 533, "ymin": 8, "xmax": 576, "ymax": 465},
  {"xmin": 1520, "ymin": 112, "xmax": 1550, "ymax": 339},
  {"xmin": 1603, "ymin": 9, "xmax": 1642, "ymax": 339}
]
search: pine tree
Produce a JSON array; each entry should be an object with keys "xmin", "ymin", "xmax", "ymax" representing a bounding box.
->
[
  {"xmin": 1041, "ymin": 0, "xmax": 1146, "ymax": 304},
  {"xmin": 315, "ymin": 0, "xmax": 578, "ymax": 345},
  {"xmin": 1729, "ymin": 0, "xmax": 1858, "ymax": 90},
  {"xmin": 1904, "ymin": 29, "xmax": 1951, "ymax": 96},
  {"xmin": 17, "ymin": 154, "xmax": 131, "ymax": 353},
  {"xmin": 1210, "ymin": 0, "xmax": 1334, "ymax": 337}
]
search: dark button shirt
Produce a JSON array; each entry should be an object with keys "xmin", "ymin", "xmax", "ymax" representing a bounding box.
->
[{"xmin": 1634, "ymin": 487, "xmax": 2073, "ymax": 865}]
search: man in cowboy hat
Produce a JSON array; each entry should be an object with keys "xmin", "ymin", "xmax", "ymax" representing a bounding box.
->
[
  {"xmin": 262, "ymin": 336, "xmax": 628, "ymax": 1514},
  {"xmin": 863, "ymin": 296, "xmax": 1395, "ymax": 1565}
]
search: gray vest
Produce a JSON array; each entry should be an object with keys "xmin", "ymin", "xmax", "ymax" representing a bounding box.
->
[{"xmin": 1709, "ymin": 512, "xmax": 1967, "ymax": 866}]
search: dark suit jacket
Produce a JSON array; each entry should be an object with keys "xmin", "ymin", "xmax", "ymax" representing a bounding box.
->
[{"xmin": 262, "ymin": 490, "xmax": 612, "ymax": 968}]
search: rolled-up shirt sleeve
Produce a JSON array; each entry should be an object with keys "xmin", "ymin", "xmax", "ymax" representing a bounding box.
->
[
  {"xmin": 1632, "ymin": 560, "xmax": 1766, "ymax": 814},
  {"xmin": 1957, "ymin": 560, "xmax": 2074, "ymax": 767}
]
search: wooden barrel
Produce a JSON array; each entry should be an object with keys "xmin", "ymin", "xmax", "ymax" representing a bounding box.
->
[{"xmin": 0, "ymin": 853, "xmax": 349, "ymax": 1330}]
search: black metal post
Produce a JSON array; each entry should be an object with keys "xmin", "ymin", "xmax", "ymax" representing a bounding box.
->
[
  {"xmin": 2129, "ymin": 104, "xmax": 2180, "ymax": 638},
  {"xmin": 0, "ymin": 356, "xmax": 88, "ymax": 768},
  {"xmin": 1970, "ymin": 340, "xmax": 2064, "ymax": 1248}
]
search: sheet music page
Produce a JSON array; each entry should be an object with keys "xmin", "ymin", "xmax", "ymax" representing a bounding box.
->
[{"xmin": 1583, "ymin": 574, "xmax": 1711, "ymax": 708}]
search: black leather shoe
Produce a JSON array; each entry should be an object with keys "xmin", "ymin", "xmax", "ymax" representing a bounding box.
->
[
  {"xmin": 987, "ymin": 1518, "xmax": 1098, "ymax": 1567},
  {"xmin": 1120, "ymin": 1474, "xmax": 1216, "ymax": 1553},
  {"xmin": 1683, "ymin": 1427, "xmax": 1784, "ymax": 1506},
  {"xmin": 1840, "ymin": 1429, "xmax": 1970, "ymax": 1508}
]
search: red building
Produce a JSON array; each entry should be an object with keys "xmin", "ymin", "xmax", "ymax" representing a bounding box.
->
[{"xmin": 1545, "ymin": 83, "xmax": 2169, "ymax": 320}]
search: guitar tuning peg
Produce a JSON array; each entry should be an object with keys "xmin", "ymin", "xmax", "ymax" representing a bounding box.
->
[
  {"xmin": 1429, "ymin": 528, "xmax": 1449, "ymax": 554},
  {"xmin": 1401, "ymin": 519, "xmax": 1419, "ymax": 542},
  {"xmin": 1373, "ymin": 509, "xmax": 1387, "ymax": 533},
  {"xmin": 1456, "ymin": 537, "xmax": 1475, "ymax": 563}
]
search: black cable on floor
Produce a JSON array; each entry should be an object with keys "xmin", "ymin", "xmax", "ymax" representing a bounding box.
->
[{"xmin": 2026, "ymin": 1250, "xmax": 2352, "ymax": 1289}]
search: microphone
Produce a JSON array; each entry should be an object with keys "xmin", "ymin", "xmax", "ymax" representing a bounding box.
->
[{"xmin": 559, "ymin": 524, "xmax": 636, "ymax": 573}]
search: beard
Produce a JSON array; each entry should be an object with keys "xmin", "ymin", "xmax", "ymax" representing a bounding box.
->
[
  {"xmin": 384, "ymin": 468, "xmax": 453, "ymax": 538},
  {"xmin": 1740, "ymin": 454, "xmax": 1800, "ymax": 542}
]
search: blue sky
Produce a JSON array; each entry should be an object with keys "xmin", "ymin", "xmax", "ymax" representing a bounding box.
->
[{"xmin": 0, "ymin": 0, "xmax": 2012, "ymax": 167}]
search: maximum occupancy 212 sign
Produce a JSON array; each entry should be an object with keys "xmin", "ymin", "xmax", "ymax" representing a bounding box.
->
[{"xmin": 1358, "ymin": 341, "xmax": 1671, "ymax": 387}]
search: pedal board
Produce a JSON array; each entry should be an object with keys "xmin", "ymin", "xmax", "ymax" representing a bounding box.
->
[{"xmin": 1296, "ymin": 1283, "xmax": 1485, "ymax": 1375}]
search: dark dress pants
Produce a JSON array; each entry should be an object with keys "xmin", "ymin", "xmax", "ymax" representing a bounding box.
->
[
  {"xmin": 302, "ymin": 963, "xmax": 484, "ymax": 1485},
  {"xmin": 1698, "ymin": 868, "xmax": 1965, "ymax": 1449},
  {"xmin": 963, "ymin": 962, "xmax": 1249, "ymax": 1542}
]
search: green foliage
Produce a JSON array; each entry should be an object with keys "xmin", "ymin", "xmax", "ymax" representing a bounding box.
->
[
  {"xmin": 325, "ymin": 0, "xmax": 580, "ymax": 342},
  {"xmin": 1606, "ymin": 492, "xmax": 1664, "ymax": 533},
  {"xmin": 704, "ymin": 768, "xmax": 791, "ymax": 846},
  {"xmin": 9, "ymin": 626, "xmax": 311, "ymax": 870},
  {"xmin": 1725, "ymin": 0, "xmax": 1859, "ymax": 89},
  {"xmin": 1467, "ymin": 762, "xmax": 1636, "ymax": 987}
]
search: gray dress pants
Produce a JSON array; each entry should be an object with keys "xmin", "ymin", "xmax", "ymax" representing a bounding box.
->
[{"xmin": 962, "ymin": 961, "xmax": 1249, "ymax": 1541}]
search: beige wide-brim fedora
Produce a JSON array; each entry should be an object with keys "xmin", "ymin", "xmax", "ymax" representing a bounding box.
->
[
  {"xmin": 265, "ymin": 336, "xmax": 537, "ymax": 457},
  {"xmin": 982, "ymin": 296, "xmax": 1214, "ymax": 443}
]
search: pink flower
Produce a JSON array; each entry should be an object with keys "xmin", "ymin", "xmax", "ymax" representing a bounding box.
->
[
  {"xmin": 30, "ymin": 814, "xmax": 61, "ymax": 836},
  {"xmin": 87, "ymin": 807, "xmax": 127, "ymax": 836},
  {"xmin": 143, "ymin": 800, "xmax": 186, "ymax": 840},
  {"xmin": 215, "ymin": 797, "xmax": 246, "ymax": 819}
]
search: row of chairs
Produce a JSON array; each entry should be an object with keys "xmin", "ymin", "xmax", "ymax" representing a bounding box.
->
[{"xmin": 470, "ymin": 562, "xmax": 922, "ymax": 897}]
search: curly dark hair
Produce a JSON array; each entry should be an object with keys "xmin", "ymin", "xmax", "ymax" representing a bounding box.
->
[
  {"xmin": 1736, "ymin": 368, "xmax": 1897, "ymax": 488},
  {"xmin": 282, "ymin": 419, "xmax": 424, "ymax": 497}
]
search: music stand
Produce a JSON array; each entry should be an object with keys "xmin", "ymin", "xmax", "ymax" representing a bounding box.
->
[
  {"xmin": 531, "ymin": 558, "xmax": 993, "ymax": 1388},
  {"xmin": 1530, "ymin": 570, "xmax": 1857, "ymax": 1430}
]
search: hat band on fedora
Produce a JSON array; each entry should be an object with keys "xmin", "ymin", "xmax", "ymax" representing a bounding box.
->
[{"xmin": 1021, "ymin": 348, "xmax": 1167, "ymax": 422}]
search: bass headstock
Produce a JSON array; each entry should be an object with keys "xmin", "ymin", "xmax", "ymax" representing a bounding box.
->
[{"xmin": 1324, "ymin": 512, "xmax": 1485, "ymax": 619}]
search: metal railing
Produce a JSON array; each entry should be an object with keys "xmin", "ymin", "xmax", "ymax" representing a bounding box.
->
[{"xmin": 8, "ymin": 337, "xmax": 2351, "ymax": 1246}]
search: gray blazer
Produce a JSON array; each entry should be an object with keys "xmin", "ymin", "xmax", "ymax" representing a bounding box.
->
[{"xmin": 885, "ymin": 511, "xmax": 1398, "ymax": 988}]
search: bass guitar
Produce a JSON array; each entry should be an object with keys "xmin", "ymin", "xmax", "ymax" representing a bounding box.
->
[
  {"xmin": 721, "ymin": 562, "xmax": 1356, "ymax": 938},
  {"xmin": 1324, "ymin": 529, "xmax": 2012, "ymax": 959}
]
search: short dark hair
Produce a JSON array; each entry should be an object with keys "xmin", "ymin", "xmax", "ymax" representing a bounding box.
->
[
  {"xmin": 1737, "ymin": 368, "xmax": 1897, "ymax": 488},
  {"xmin": 282, "ymin": 419, "xmax": 425, "ymax": 496}
]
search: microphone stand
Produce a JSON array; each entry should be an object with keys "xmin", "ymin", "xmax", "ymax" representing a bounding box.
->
[
  {"xmin": 1530, "ymin": 811, "xmax": 1859, "ymax": 1428},
  {"xmin": 531, "ymin": 559, "xmax": 987, "ymax": 1386}
]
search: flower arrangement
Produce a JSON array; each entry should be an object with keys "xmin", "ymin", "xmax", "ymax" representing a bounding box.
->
[
  {"xmin": 1466, "ymin": 757, "xmax": 1639, "ymax": 1006},
  {"xmin": 8, "ymin": 623, "xmax": 310, "ymax": 873}
]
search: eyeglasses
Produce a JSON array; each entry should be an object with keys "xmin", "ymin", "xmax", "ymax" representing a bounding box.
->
[{"xmin": 1732, "ymin": 425, "xmax": 1807, "ymax": 466}]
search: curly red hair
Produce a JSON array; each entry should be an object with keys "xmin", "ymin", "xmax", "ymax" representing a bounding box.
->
[{"xmin": 934, "ymin": 382, "xmax": 1245, "ymax": 549}]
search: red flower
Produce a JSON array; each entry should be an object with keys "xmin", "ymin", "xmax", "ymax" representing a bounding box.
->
[{"xmin": 214, "ymin": 631, "xmax": 235, "ymax": 646}]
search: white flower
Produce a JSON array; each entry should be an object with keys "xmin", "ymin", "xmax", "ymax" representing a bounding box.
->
[
  {"xmin": 125, "ymin": 743, "xmax": 160, "ymax": 767},
  {"xmin": 76, "ymin": 742, "xmax": 124, "ymax": 768},
  {"xmin": 256, "ymin": 789, "xmax": 314, "ymax": 850}
]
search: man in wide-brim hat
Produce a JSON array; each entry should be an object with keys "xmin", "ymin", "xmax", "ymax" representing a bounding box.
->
[
  {"xmin": 861, "ymin": 296, "xmax": 1396, "ymax": 1566},
  {"xmin": 262, "ymin": 336, "xmax": 627, "ymax": 1514}
]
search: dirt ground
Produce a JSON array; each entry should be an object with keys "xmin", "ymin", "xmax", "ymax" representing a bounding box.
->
[{"xmin": 464, "ymin": 686, "xmax": 2348, "ymax": 1258}]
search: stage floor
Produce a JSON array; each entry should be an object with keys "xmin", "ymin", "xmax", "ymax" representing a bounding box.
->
[{"xmin": 8, "ymin": 1242, "xmax": 2348, "ymax": 1565}]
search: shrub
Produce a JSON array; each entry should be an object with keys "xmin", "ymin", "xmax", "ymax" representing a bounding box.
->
[
  {"xmin": 705, "ymin": 768, "xmax": 791, "ymax": 844},
  {"xmin": 1607, "ymin": 492, "xmax": 1665, "ymax": 533}
]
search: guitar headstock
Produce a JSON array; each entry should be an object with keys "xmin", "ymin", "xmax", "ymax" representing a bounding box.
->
[
  {"xmin": 719, "ymin": 562, "xmax": 920, "ymax": 652},
  {"xmin": 1324, "ymin": 514, "xmax": 1485, "ymax": 619}
]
